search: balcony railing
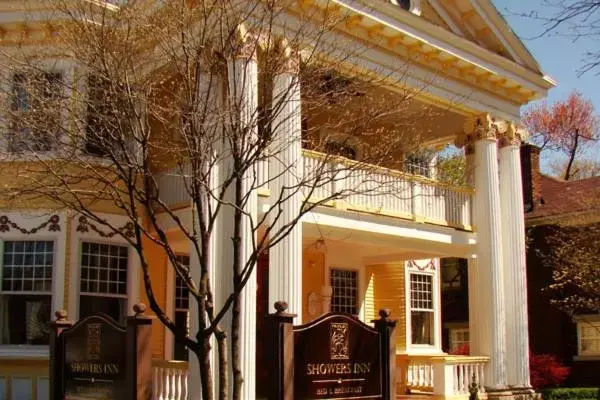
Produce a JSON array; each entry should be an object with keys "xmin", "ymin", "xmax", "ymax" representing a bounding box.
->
[
  {"xmin": 155, "ymin": 150, "xmax": 473, "ymax": 230},
  {"xmin": 397, "ymin": 354, "xmax": 489, "ymax": 398}
]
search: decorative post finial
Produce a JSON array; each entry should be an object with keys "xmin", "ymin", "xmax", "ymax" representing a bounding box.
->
[
  {"xmin": 133, "ymin": 303, "xmax": 147, "ymax": 316},
  {"xmin": 274, "ymin": 300, "xmax": 288, "ymax": 314},
  {"xmin": 55, "ymin": 310, "xmax": 67, "ymax": 321}
]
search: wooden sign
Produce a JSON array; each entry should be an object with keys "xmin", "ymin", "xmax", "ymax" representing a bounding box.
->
[
  {"xmin": 49, "ymin": 304, "xmax": 153, "ymax": 400},
  {"xmin": 63, "ymin": 314, "xmax": 128, "ymax": 399},
  {"xmin": 294, "ymin": 314, "xmax": 382, "ymax": 399},
  {"xmin": 266, "ymin": 301, "xmax": 397, "ymax": 400}
]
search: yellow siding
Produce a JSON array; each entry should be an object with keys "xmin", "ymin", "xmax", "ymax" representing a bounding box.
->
[
  {"xmin": 368, "ymin": 263, "xmax": 407, "ymax": 352},
  {"xmin": 364, "ymin": 268, "xmax": 375, "ymax": 323},
  {"xmin": 302, "ymin": 249, "xmax": 325, "ymax": 323},
  {"xmin": 0, "ymin": 359, "xmax": 48, "ymax": 400},
  {"xmin": 140, "ymin": 236, "xmax": 168, "ymax": 360}
]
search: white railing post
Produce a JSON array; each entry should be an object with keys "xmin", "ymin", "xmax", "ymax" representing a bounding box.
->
[
  {"xmin": 411, "ymin": 180, "xmax": 423, "ymax": 220},
  {"xmin": 432, "ymin": 359, "xmax": 455, "ymax": 398}
]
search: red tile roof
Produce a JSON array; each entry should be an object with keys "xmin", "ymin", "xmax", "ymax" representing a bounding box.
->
[{"xmin": 525, "ymin": 174, "xmax": 600, "ymax": 220}]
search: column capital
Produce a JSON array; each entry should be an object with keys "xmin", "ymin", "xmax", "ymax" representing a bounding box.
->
[
  {"xmin": 463, "ymin": 113, "xmax": 507, "ymax": 141},
  {"xmin": 273, "ymin": 38, "xmax": 300, "ymax": 75},
  {"xmin": 228, "ymin": 24, "xmax": 259, "ymax": 60},
  {"xmin": 498, "ymin": 123, "xmax": 529, "ymax": 148}
]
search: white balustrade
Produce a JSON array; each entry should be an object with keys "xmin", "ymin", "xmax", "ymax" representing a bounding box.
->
[
  {"xmin": 153, "ymin": 361, "xmax": 189, "ymax": 400},
  {"xmin": 400, "ymin": 355, "xmax": 488, "ymax": 398},
  {"xmin": 155, "ymin": 150, "xmax": 473, "ymax": 229}
]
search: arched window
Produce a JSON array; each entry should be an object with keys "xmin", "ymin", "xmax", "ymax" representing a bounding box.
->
[
  {"xmin": 393, "ymin": 0, "xmax": 411, "ymax": 10},
  {"xmin": 391, "ymin": 0, "xmax": 421, "ymax": 15}
]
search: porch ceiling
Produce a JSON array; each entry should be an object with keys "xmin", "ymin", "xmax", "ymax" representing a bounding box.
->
[{"xmin": 302, "ymin": 206, "xmax": 475, "ymax": 260}]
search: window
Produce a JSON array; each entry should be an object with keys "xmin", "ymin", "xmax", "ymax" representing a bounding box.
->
[
  {"xmin": 9, "ymin": 72, "xmax": 63, "ymax": 153},
  {"xmin": 578, "ymin": 321, "xmax": 600, "ymax": 356},
  {"xmin": 449, "ymin": 328, "xmax": 470, "ymax": 352},
  {"xmin": 410, "ymin": 273, "xmax": 434, "ymax": 345},
  {"xmin": 404, "ymin": 152, "xmax": 432, "ymax": 178},
  {"xmin": 325, "ymin": 141, "xmax": 357, "ymax": 160},
  {"xmin": 0, "ymin": 241, "xmax": 54, "ymax": 345},
  {"xmin": 330, "ymin": 268, "xmax": 358, "ymax": 315},
  {"xmin": 392, "ymin": 0, "xmax": 411, "ymax": 10},
  {"xmin": 85, "ymin": 75, "xmax": 130, "ymax": 156},
  {"xmin": 441, "ymin": 258, "xmax": 463, "ymax": 290},
  {"xmin": 174, "ymin": 255, "xmax": 190, "ymax": 361},
  {"xmin": 79, "ymin": 242, "xmax": 128, "ymax": 324}
]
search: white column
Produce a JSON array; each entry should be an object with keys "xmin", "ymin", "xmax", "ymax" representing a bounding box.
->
[
  {"xmin": 499, "ymin": 131, "xmax": 531, "ymax": 389},
  {"xmin": 189, "ymin": 69, "xmax": 222, "ymax": 400},
  {"xmin": 268, "ymin": 61, "xmax": 303, "ymax": 319},
  {"xmin": 227, "ymin": 46, "xmax": 259, "ymax": 400},
  {"xmin": 468, "ymin": 115, "xmax": 508, "ymax": 390}
]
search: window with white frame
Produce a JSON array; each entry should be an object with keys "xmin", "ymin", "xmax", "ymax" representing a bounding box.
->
[
  {"xmin": 449, "ymin": 328, "xmax": 470, "ymax": 352},
  {"xmin": 79, "ymin": 242, "xmax": 128, "ymax": 324},
  {"xmin": 9, "ymin": 71, "xmax": 63, "ymax": 153},
  {"xmin": 330, "ymin": 268, "xmax": 358, "ymax": 315},
  {"xmin": 174, "ymin": 255, "xmax": 190, "ymax": 361},
  {"xmin": 0, "ymin": 240, "xmax": 54, "ymax": 345},
  {"xmin": 410, "ymin": 273, "xmax": 434, "ymax": 345},
  {"xmin": 578, "ymin": 321, "xmax": 600, "ymax": 356}
]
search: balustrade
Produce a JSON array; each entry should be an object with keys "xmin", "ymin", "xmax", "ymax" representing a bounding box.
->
[
  {"xmin": 156, "ymin": 150, "xmax": 473, "ymax": 229},
  {"xmin": 153, "ymin": 360, "xmax": 189, "ymax": 400}
]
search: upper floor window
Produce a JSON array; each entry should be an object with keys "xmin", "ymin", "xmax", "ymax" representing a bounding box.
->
[
  {"xmin": 391, "ymin": 0, "xmax": 411, "ymax": 10},
  {"xmin": 79, "ymin": 241, "xmax": 128, "ymax": 324},
  {"xmin": 9, "ymin": 72, "xmax": 63, "ymax": 153},
  {"xmin": 330, "ymin": 268, "xmax": 358, "ymax": 315},
  {"xmin": 404, "ymin": 151, "xmax": 432, "ymax": 178},
  {"xmin": 577, "ymin": 320, "xmax": 600, "ymax": 356},
  {"xmin": 325, "ymin": 141, "xmax": 357, "ymax": 160},
  {"xmin": 0, "ymin": 240, "xmax": 54, "ymax": 345},
  {"xmin": 174, "ymin": 255, "xmax": 190, "ymax": 361},
  {"xmin": 410, "ymin": 272, "xmax": 434, "ymax": 345},
  {"xmin": 85, "ymin": 75, "xmax": 130, "ymax": 157}
]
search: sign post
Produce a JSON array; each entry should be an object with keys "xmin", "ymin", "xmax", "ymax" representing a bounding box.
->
[
  {"xmin": 49, "ymin": 303, "xmax": 153, "ymax": 400},
  {"xmin": 267, "ymin": 301, "xmax": 397, "ymax": 400}
]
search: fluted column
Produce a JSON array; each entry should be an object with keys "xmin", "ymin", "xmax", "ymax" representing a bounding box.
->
[
  {"xmin": 189, "ymin": 68, "xmax": 222, "ymax": 400},
  {"xmin": 499, "ymin": 127, "xmax": 531, "ymax": 389},
  {"xmin": 466, "ymin": 114, "xmax": 508, "ymax": 391},
  {"xmin": 227, "ymin": 37, "xmax": 259, "ymax": 400},
  {"xmin": 268, "ymin": 49, "xmax": 303, "ymax": 320}
]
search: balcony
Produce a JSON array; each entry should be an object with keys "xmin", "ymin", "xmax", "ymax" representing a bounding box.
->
[{"xmin": 156, "ymin": 150, "xmax": 473, "ymax": 231}]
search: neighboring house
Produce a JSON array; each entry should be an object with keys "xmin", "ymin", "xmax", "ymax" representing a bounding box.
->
[
  {"xmin": 441, "ymin": 144, "xmax": 600, "ymax": 387},
  {"xmin": 522, "ymin": 144, "xmax": 600, "ymax": 387},
  {"xmin": 0, "ymin": 1, "xmax": 554, "ymax": 399}
]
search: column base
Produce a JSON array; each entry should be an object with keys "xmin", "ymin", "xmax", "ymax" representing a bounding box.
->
[{"xmin": 485, "ymin": 387, "xmax": 539, "ymax": 400}]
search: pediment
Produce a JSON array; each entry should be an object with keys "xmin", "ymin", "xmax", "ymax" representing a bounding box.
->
[{"xmin": 417, "ymin": 0, "xmax": 541, "ymax": 72}]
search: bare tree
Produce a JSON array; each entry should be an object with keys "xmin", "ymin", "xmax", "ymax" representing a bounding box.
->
[
  {"xmin": 0, "ymin": 0, "xmax": 442, "ymax": 398},
  {"xmin": 522, "ymin": 0, "xmax": 600, "ymax": 75}
]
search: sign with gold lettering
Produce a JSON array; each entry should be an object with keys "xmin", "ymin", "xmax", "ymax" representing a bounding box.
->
[
  {"xmin": 62, "ymin": 314, "xmax": 127, "ymax": 400},
  {"xmin": 294, "ymin": 314, "xmax": 382, "ymax": 399}
]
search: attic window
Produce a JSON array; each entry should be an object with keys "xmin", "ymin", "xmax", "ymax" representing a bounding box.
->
[
  {"xmin": 392, "ymin": 0, "xmax": 410, "ymax": 10},
  {"xmin": 391, "ymin": 0, "xmax": 421, "ymax": 15}
]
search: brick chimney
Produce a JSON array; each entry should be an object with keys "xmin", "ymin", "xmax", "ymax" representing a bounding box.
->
[{"xmin": 520, "ymin": 144, "xmax": 541, "ymax": 212}]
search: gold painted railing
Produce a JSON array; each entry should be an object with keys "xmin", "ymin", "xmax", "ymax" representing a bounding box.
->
[{"xmin": 156, "ymin": 150, "xmax": 474, "ymax": 230}]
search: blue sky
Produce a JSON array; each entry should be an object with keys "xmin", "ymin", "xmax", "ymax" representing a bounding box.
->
[{"xmin": 493, "ymin": 0, "xmax": 600, "ymax": 172}]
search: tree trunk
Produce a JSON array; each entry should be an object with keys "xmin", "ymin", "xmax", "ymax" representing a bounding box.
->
[
  {"xmin": 217, "ymin": 331, "xmax": 229, "ymax": 400},
  {"xmin": 232, "ymin": 175, "xmax": 244, "ymax": 400},
  {"xmin": 564, "ymin": 131, "xmax": 580, "ymax": 181}
]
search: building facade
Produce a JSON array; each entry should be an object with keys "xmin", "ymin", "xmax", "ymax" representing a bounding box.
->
[{"xmin": 0, "ymin": 0, "xmax": 554, "ymax": 399}]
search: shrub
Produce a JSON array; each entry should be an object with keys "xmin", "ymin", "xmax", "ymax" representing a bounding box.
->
[
  {"xmin": 530, "ymin": 352, "xmax": 570, "ymax": 389},
  {"xmin": 540, "ymin": 388, "xmax": 600, "ymax": 400}
]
